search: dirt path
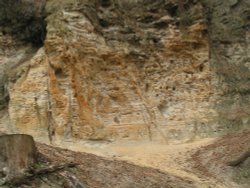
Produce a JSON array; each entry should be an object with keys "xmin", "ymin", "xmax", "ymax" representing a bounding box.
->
[{"xmin": 53, "ymin": 138, "xmax": 229, "ymax": 188}]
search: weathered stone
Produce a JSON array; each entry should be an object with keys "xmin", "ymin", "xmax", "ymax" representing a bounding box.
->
[
  {"xmin": 4, "ymin": 0, "xmax": 219, "ymax": 144},
  {"xmin": 0, "ymin": 0, "xmax": 249, "ymax": 144},
  {"xmin": 204, "ymin": 0, "xmax": 250, "ymax": 131}
]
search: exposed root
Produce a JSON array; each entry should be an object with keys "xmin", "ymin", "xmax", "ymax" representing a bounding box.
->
[
  {"xmin": 6, "ymin": 162, "xmax": 77, "ymax": 187},
  {"xmin": 227, "ymin": 150, "xmax": 250, "ymax": 167}
]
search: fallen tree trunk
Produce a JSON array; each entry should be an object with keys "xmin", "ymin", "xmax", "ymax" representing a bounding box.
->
[
  {"xmin": 0, "ymin": 134, "xmax": 37, "ymax": 183},
  {"xmin": 31, "ymin": 162, "xmax": 77, "ymax": 176},
  {"xmin": 228, "ymin": 150, "xmax": 250, "ymax": 167},
  {"xmin": 6, "ymin": 162, "xmax": 78, "ymax": 186}
]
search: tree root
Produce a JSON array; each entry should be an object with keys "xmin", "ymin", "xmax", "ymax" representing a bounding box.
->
[
  {"xmin": 227, "ymin": 150, "xmax": 250, "ymax": 167},
  {"xmin": 6, "ymin": 162, "xmax": 77, "ymax": 187},
  {"xmin": 31, "ymin": 162, "xmax": 77, "ymax": 176}
]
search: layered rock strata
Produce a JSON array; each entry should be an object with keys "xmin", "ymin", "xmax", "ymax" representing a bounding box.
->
[{"xmin": 0, "ymin": 0, "xmax": 249, "ymax": 143}]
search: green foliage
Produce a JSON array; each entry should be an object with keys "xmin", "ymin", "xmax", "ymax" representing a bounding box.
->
[
  {"xmin": 33, "ymin": 162, "xmax": 47, "ymax": 170},
  {"xmin": 233, "ymin": 165, "xmax": 250, "ymax": 184}
]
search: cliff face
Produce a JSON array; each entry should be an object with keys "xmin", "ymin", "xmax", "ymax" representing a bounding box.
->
[
  {"xmin": 205, "ymin": 0, "xmax": 250, "ymax": 132},
  {"xmin": 0, "ymin": 0, "xmax": 249, "ymax": 143}
]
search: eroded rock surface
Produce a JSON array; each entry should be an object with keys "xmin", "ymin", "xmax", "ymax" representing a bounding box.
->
[
  {"xmin": 204, "ymin": 0, "xmax": 250, "ymax": 132},
  {"xmin": 0, "ymin": 0, "xmax": 249, "ymax": 144}
]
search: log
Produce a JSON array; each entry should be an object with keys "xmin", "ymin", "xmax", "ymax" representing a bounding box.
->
[
  {"xmin": 228, "ymin": 150, "xmax": 250, "ymax": 167},
  {"xmin": 7, "ymin": 162, "xmax": 78, "ymax": 186},
  {"xmin": 32, "ymin": 162, "xmax": 77, "ymax": 176},
  {"xmin": 0, "ymin": 134, "xmax": 37, "ymax": 183}
]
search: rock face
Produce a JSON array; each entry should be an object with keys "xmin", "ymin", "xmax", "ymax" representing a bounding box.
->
[
  {"xmin": 0, "ymin": 0, "xmax": 249, "ymax": 143},
  {"xmin": 205, "ymin": 0, "xmax": 250, "ymax": 132},
  {"xmin": 0, "ymin": 134, "xmax": 37, "ymax": 184}
]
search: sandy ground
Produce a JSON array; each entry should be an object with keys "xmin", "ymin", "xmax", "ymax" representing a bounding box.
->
[
  {"xmin": 0, "ymin": 129, "xmax": 249, "ymax": 187},
  {"xmin": 53, "ymin": 138, "xmax": 230, "ymax": 188}
]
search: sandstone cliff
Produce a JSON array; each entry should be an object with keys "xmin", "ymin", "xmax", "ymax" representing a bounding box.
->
[{"xmin": 0, "ymin": 0, "xmax": 249, "ymax": 144}]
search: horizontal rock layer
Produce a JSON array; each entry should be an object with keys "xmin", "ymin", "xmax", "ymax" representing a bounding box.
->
[{"xmin": 0, "ymin": 0, "xmax": 249, "ymax": 143}]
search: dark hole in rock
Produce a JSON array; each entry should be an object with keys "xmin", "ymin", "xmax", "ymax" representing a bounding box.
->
[
  {"xmin": 202, "ymin": 29, "xmax": 208, "ymax": 36},
  {"xmin": 165, "ymin": 3, "xmax": 178, "ymax": 17},
  {"xmin": 99, "ymin": 18, "xmax": 110, "ymax": 28},
  {"xmin": 102, "ymin": 68, "xmax": 108, "ymax": 71},
  {"xmin": 99, "ymin": 0, "xmax": 111, "ymax": 8},
  {"xmin": 51, "ymin": 130, "xmax": 55, "ymax": 136},
  {"xmin": 192, "ymin": 42, "xmax": 203, "ymax": 49},
  {"xmin": 148, "ymin": 7, "xmax": 159, "ymax": 13},
  {"xmin": 152, "ymin": 37, "xmax": 160, "ymax": 43},
  {"xmin": 114, "ymin": 117, "xmax": 120, "ymax": 124},
  {"xmin": 0, "ymin": 170, "xmax": 6, "ymax": 178},
  {"xmin": 145, "ymin": 83, "xmax": 149, "ymax": 92},
  {"xmin": 138, "ymin": 15, "xmax": 156, "ymax": 24},
  {"xmin": 0, "ymin": 0, "xmax": 47, "ymax": 47},
  {"xmin": 172, "ymin": 86, "xmax": 176, "ymax": 91},
  {"xmin": 175, "ymin": 20, "xmax": 180, "ymax": 27},
  {"xmin": 154, "ymin": 21, "xmax": 169, "ymax": 29},
  {"xmin": 199, "ymin": 64, "xmax": 204, "ymax": 72},
  {"xmin": 55, "ymin": 68, "xmax": 67, "ymax": 79}
]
